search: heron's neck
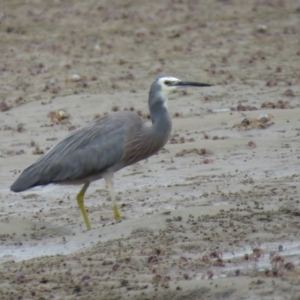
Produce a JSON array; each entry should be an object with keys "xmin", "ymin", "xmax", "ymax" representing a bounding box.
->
[{"xmin": 148, "ymin": 100, "xmax": 172, "ymax": 145}]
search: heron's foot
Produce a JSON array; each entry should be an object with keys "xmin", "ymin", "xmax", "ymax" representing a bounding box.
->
[
  {"xmin": 113, "ymin": 204, "xmax": 122, "ymax": 221},
  {"xmin": 85, "ymin": 219, "xmax": 92, "ymax": 230}
]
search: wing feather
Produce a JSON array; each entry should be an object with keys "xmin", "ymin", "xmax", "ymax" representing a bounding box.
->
[{"xmin": 11, "ymin": 112, "xmax": 143, "ymax": 191}]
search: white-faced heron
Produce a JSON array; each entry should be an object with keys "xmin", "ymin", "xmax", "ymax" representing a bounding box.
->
[{"xmin": 10, "ymin": 76, "xmax": 211, "ymax": 229}]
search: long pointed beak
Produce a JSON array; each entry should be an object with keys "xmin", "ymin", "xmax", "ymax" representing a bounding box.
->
[{"xmin": 171, "ymin": 80, "xmax": 211, "ymax": 87}]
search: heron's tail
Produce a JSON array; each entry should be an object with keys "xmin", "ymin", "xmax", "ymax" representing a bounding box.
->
[{"xmin": 10, "ymin": 166, "xmax": 43, "ymax": 192}]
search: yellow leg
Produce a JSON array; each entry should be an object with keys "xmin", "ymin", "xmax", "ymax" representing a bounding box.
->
[
  {"xmin": 76, "ymin": 183, "xmax": 91, "ymax": 230},
  {"xmin": 104, "ymin": 175, "xmax": 122, "ymax": 221}
]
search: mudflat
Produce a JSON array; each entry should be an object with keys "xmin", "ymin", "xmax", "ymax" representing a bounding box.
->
[{"xmin": 0, "ymin": 1, "xmax": 300, "ymax": 299}]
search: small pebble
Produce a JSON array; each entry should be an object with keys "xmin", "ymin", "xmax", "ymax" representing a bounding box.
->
[
  {"xmin": 71, "ymin": 74, "xmax": 81, "ymax": 82},
  {"xmin": 49, "ymin": 78, "xmax": 56, "ymax": 85},
  {"xmin": 257, "ymin": 24, "xmax": 267, "ymax": 33},
  {"xmin": 94, "ymin": 44, "xmax": 101, "ymax": 51}
]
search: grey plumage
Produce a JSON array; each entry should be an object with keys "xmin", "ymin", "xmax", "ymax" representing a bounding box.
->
[
  {"xmin": 11, "ymin": 113, "xmax": 155, "ymax": 191},
  {"xmin": 10, "ymin": 76, "xmax": 210, "ymax": 229}
]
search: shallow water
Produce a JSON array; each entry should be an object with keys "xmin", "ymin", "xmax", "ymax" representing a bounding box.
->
[{"xmin": 202, "ymin": 240, "xmax": 300, "ymax": 279}]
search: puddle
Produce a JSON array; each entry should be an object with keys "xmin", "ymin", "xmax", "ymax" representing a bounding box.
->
[
  {"xmin": 198, "ymin": 240, "xmax": 300, "ymax": 279},
  {"xmin": 212, "ymin": 108, "xmax": 231, "ymax": 113},
  {"xmin": 177, "ymin": 241, "xmax": 300, "ymax": 280},
  {"xmin": 212, "ymin": 201, "xmax": 230, "ymax": 206}
]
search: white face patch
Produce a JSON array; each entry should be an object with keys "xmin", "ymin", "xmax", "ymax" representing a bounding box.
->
[{"xmin": 157, "ymin": 76, "xmax": 181, "ymax": 99}]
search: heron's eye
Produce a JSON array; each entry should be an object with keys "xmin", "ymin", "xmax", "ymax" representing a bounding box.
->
[{"xmin": 164, "ymin": 80, "xmax": 171, "ymax": 85}]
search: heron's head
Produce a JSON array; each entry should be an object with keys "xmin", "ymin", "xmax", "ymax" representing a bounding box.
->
[{"xmin": 149, "ymin": 76, "xmax": 211, "ymax": 108}]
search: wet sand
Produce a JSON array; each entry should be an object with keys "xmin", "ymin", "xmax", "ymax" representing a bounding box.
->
[{"xmin": 0, "ymin": 0, "xmax": 300, "ymax": 299}]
